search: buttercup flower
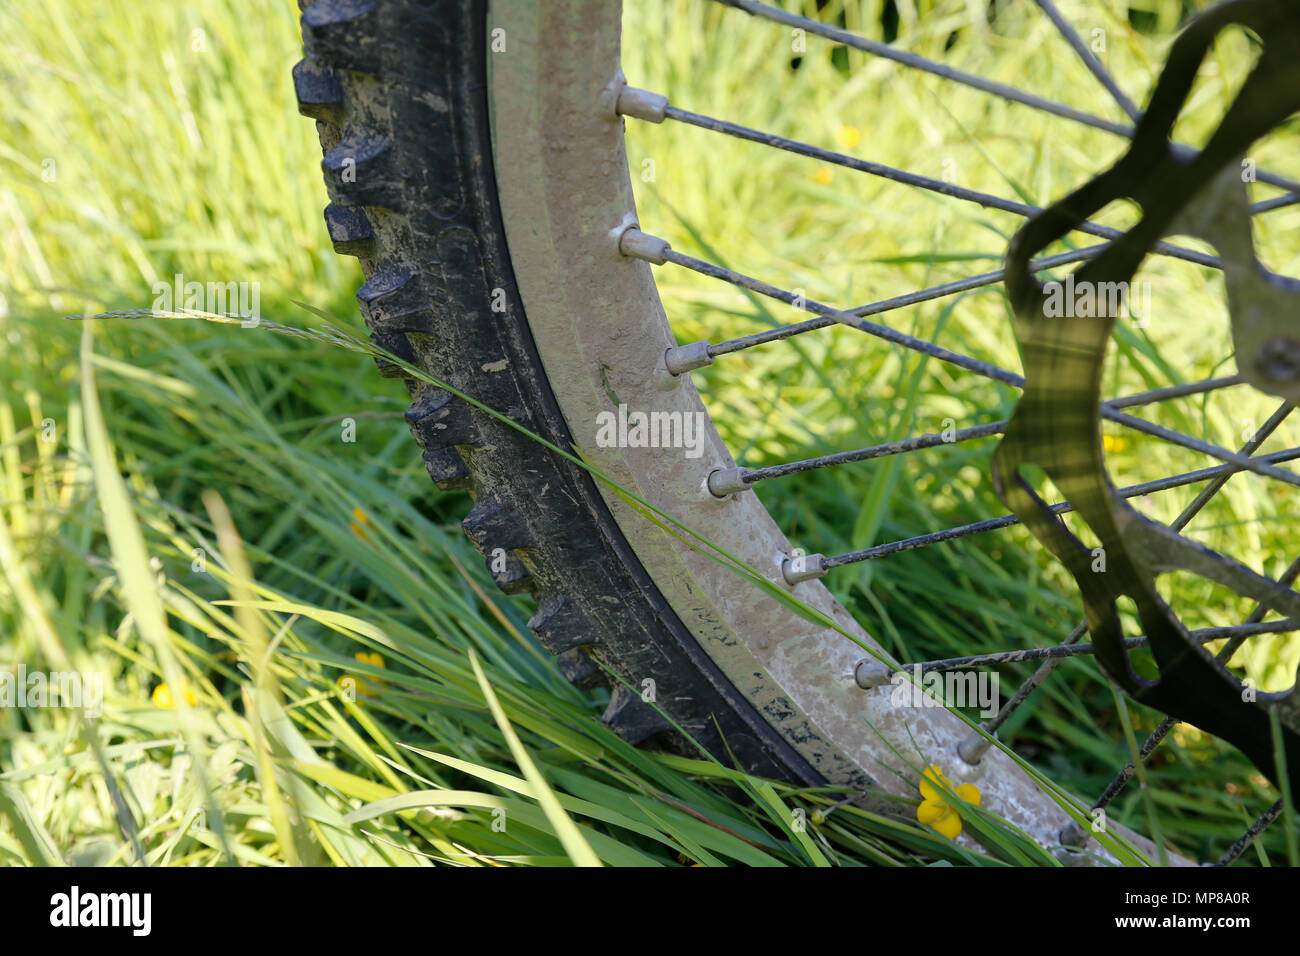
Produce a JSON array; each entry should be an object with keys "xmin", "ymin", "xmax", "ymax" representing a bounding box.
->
[
  {"xmin": 917, "ymin": 764, "xmax": 981, "ymax": 839},
  {"xmin": 348, "ymin": 507, "xmax": 373, "ymax": 541},
  {"xmin": 343, "ymin": 650, "xmax": 386, "ymax": 698},
  {"xmin": 152, "ymin": 682, "xmax": 197, "ymax": 710}
]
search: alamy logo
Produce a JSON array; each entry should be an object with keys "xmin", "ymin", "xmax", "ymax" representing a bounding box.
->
[
  {"xmin": 594, "ymin": 404, "xmax": 707, "ymax": 459},
  {"xmin": 1, "ymin": 667, "xmax": 103, "ymax": 718},
  {"xmin": 1041, "ymin": 273, "xmax": 1151, "ymax": 325},
  {"xmin": 50, "ymin": 886, "xmax": 151, "ymax": 936},
  {"xmin": 152, "ymin": 273, "xmax": 260, "ymax": 326},
  {"xmin": 890, "ymin": 665, "xmax": 999, "ymax": 719}
]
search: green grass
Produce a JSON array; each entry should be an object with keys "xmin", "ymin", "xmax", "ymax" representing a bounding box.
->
[{"xmin": 1, "ymin": 0, "xmax": 1297, "ymax": 865}]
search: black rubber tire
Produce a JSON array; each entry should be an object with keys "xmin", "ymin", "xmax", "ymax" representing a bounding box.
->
[{"xmin": 293, "ymin": 0, "xmax": 823, "ymax": 785}]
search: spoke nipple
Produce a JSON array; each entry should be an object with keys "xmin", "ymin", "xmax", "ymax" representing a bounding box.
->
[
  {"xmin": 781, "ymin": 552, "xmax": 827, "ymax": 585},
  {"xmin": 615, "ymin": 86, "xmax": 669, "ymax": 124},
  {"xmin": 597, "ymin": 71, "xmax": 628, "ymax": 117},
  {"xmin": 665, "ymin": 340, "xmax": 714, "ymax": 375},
  {"xmin": 957, "ymin": 729, "xmax": 993, "ymax": 766},
  {"xmin": 706, "ymin": 465, "xmax": 750, "ymax": 498},
  {"xmin": 853, "ymin": 660, "xmax": 894, "ymax": 689},
  {"xmin": 618, "ymin": 226, "xmax": 671, "ymax": 265}
]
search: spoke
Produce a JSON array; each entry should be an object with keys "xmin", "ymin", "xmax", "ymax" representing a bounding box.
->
[
  {"xmin": 1106, "ymin": 375, "xmax": 1243, "ymax": 410},
  {"xmin": 650, "ymin": 240, "xmax": 1026, "ymax": 388},
  {"xmin": 711, "ymin": 0, "xmax": 1300, "ymax": 195},
  {"xmin": 703, "ymin": 246, "xmax": 1109, "ymax": 360},
  {"xmin": 715, "ymin": 0, "xmax": 1132, "ymax": 134},
  {"xmin": 1251, "ymin": 192, "xmax": 1300, "ymax": 215},
  {"xmin": 1216, "ymin": 800, "xmax": 1284, "ymax": 866},
  {"xmin": 738, "ymin": 375, "xmax": 1243, "ymax": 487},
  {"xmin": 1034, "ymin": 0, "xmax": 1141, "ymax": 120},
  {"xmin": 825, "ymin": 514, "xmax": 1020, "ymax": 567},
  {"xmin": 1160, "ymin": 401, "xmax": 1297, "ymax": 528},
  {"xmin": 855, "ymin": 619, "xmax": 1297, "ymax": 686},
  {"xmin": 1100, "ymin": 405, "xmax": 1300, "ymax": 490},
  {"xmin": 744, "ymin": 421, "xmax": 1008, "ymax": 484},
  {"xmin": 958, "ymin": 623, "xmax": 1090, "ymax": 763},
  {"xmin": 659, "ymin": 103, "xmax": 1221, "ymax": 270},
  {"xmin": 688, "ymin": 240, "xmax": 1264, "ymax": 370},
  {"xmin": 819, "ymin": 445, "xmax": 1300, "ymax": 570}
]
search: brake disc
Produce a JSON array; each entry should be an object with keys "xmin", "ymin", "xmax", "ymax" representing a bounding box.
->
[{"xmin": 993, "ymin": 0, "xmax": 1300, "ymax": 794}]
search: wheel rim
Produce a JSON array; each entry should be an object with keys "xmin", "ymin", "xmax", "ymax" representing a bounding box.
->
[{"xmin": 484, "ymin": 0, "xmax": 1192, "ymax": 859}]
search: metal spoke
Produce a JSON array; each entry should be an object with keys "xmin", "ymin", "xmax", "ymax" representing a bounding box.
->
[
  {"xmin": 1102, "ymin": 405, "xmax": 1300, "ymax": 490},
  {"xmin": 1251, "ymin": 192, "xmax": 1300, "ymax": 215},
  {"xmin": 702, "ymin": 246, "xmax": 1109, "ymax": 360},
  {"xmin": 855, "ymin": 619, "xmax": 1298, "ymax": 687},
  {"xmin": 1106, "ymin": 375, "xmax": 1243, "ymax": 410},
  {"xmin": 658, "ymin": 103, "xmax": 1221, "ymax": 270},
  {"xmin": 715, "ymin": 0, "xmax": 1131, "ymax": 134},
  {"xmin": 1216, "ymin": 800, "xmax": 1284, "ymax": 866},
  {"xmin": 1034, "ymin": 0, "xmax": 1141, "ymax": 120},
  {"xmin": 735, "ymin": 375, "xmax": 1243, "ymax": 487},
  {"xmin": 646, "ymin": 239, "xmax": 1026, "ymax": 388},
  {"xmin": 745, "ymin": 421, "xmax": 1009, "ymax": 483},
  {"xmin": 670, "ymin": 210, "xmax": 1278, "ymax": 367},
  {"xmin": 800, "ymin": 445, "xmax": 1300, "ymax": 574},
  {"xmin": 711, "ymin": 0, "xmax": 1300, "ymax": 195},
  {"xmin": 1155, "ymin": 401, "xmax": 1298, "ymax": 531},
  {"xmin": 959, "ymin": 623, "xmax": 1088, "ymax": 763}
]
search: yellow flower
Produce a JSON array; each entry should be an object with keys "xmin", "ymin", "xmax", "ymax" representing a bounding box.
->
[
  {"xmin": 834, "ymin": 125, "xmax": 862, "ymax": 150},
  {"xmin": 152, "ymin": 682, "xmax": 197, "ymax": 710},
  {"xmin": 814, "ymin": 166, "xmax": 834, "ymax": 185},
  {"xmin": 340, "ymin": 651, "xmax": 386, "ymax": 699},
  {"xmin": 349, "ymin": 507, "xmax": 372, "ymax": 541},
  {"xmin": 917, "ymin": 764, "xmax": 981, "ymax": 839},
  {"xmin": 1101, "ymin": 434, "xmax": 1130, "ymax": 454}
]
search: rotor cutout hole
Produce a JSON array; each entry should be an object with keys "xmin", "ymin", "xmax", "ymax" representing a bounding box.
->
[
  {"xmin": 1167, "ymin": 25, "xmax": 1263, "ymax": 153},
  {"xmin": 1014, "ymin": 464, "xmax": 1105, "ymax": 559},
  {"xmin": 1156, "ymin": 569, "xmax": 1254, "ymax": 640},
  {"xmin": 1154, "ymin": 568, "xmax": 1300, "ymax": 694},
  {"xmin": 1028, "ymin": 199, "xmax": 1144, "ymax": 271},
  {"xmin": 1113, "ymin": 595, "xmax": 1159, "ymax": 681},
  {"xmin": 1088, "ymin": 197, "xmax": 1144, "ymax": 237},
  {"xmin": 1097, "ymin": 248, "xmax": 1243, "ymax": 516},
  {"xmin": 1246, "ymin": 129, "xmax": 1300, "ymax": 281}
]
